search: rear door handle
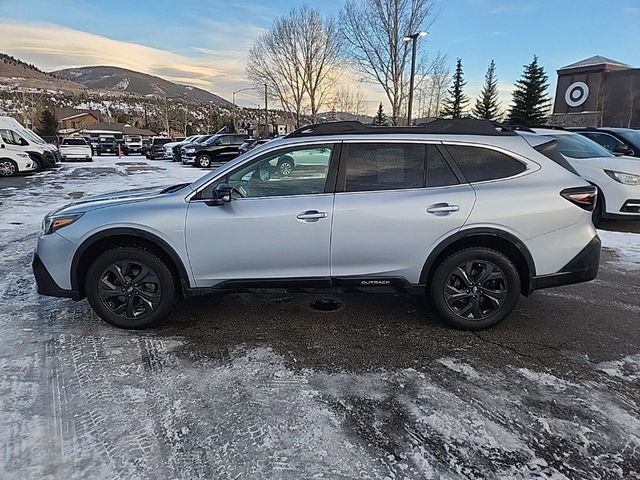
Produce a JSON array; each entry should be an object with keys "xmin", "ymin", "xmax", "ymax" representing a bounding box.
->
[
  {"xmin": 296, "ymin": 210, "xmax": 328, "ymax": 221},
  {"xmin": 426, "ymin": 203, "xmax": 460, "ymax": 215}
]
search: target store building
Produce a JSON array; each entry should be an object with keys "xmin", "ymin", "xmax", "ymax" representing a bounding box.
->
[{"xmin": 550, "ymin": 55, "xmax": 640, "ymax": 128}]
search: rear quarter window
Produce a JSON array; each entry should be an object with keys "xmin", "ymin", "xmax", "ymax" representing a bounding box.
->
[{"xmin": 444, "ymin": 145, "xmax": 527, "ymax": 183}]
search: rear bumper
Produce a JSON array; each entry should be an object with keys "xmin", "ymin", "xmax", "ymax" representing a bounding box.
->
[
  {"xmin": 32, "ymin": 253, "xmax": 83, "ymax": 300},
  {"xmin": 530, "ymin": 235, "xmax": 601, "ymax": 291}
]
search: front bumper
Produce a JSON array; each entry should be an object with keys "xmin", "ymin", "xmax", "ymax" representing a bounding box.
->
[
  {"xmin": 530, "ymin": 235, "xmax": 601, "ymax": 291},
  {"xmin": 182, "ymin": 153, "xmax": 196, "ymax": 164},
  {"xmin": 32, "ymin": 253, "xmax": 82, "ymax": 300}
]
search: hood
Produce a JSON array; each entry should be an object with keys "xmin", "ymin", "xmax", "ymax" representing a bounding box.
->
[
  {"xmin": 569, "ymin": 155, "xmax": 640, "ymax": 175},
  {"xmin": 50, "ymin": 183, "xmax": 192, "ymax": 216}
]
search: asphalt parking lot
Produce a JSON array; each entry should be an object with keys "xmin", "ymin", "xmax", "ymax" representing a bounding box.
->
[{"xmin": 1, "ymin": 156, "xmax": 639, "ymax": 479}]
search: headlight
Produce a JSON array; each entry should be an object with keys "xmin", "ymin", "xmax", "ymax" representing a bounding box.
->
[
  {"xmin": 16, "ymin": 152, "xmax": 30, "ymax": 158},
  {"xmin": 605, "ymin": 170, "xmax": 640, "ymax": 185},
  {"xmin": 185, "ymin": 148, "xmax": 196, "ymax": 154},
  {"xmin": 42, "ymin": 214, "xmax": 83, "ymax": 235}
]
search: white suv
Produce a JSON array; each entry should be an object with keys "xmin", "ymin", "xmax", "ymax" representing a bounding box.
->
[
  {"xmin": 33, "ymin": 120, "xmax": 600, "ymax": 330},
  {"xmin": 522, "ymin": 128, "xmax": 640, "ymax": 222},
  {"xmin": 0, "ymin": 149, "xmax": 36, "ymax": 176}
]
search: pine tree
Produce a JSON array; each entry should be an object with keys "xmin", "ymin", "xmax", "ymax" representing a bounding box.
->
[
  {"xmin": 441, "ymin": 59, "xmax": 469, "ymax": 119},
  {"xmin": 507, "ymin": 56, "xmax": 552, "ymax": 127},
  {"xmin": 37, "ymin": 109, "xmax": 58, "ymax": 136},
  {"xmin": 473, "ymin": 60, "xmax": 501, "ymax": 120},
  {"xmin": 372, "ymin": 102, "xmax": 388, "ymax": 126}
]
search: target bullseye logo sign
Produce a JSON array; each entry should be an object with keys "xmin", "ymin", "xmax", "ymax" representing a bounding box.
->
[{"xmin": 565, "ymin": 81, "xmax": 589, "ymax": 107}]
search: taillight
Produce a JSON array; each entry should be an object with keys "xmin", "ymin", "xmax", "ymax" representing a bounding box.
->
[{"xmin": 560, "ymin": 186, "xmax": 598, "ymax": 211}]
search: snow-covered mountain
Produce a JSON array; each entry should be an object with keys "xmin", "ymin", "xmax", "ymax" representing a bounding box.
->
[{"xmin": 52, "ymin": 65, "xmax": 232, "ymax": 108}]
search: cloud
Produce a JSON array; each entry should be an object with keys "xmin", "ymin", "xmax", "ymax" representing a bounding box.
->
[{"xmin": 0, "ymin": 19, "xmax": 262, "ymax": 103}]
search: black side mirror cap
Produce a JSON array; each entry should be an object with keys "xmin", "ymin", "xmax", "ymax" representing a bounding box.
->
[
  {"xmin": 613, "ymin": 145, "xmax": 633, "ymax": 156},
  {"xmin": 209, "ymin": 182, "xmax": 233, "ymax": 206}
]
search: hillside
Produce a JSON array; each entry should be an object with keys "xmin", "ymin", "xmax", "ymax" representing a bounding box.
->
[
  {"xmin": 0, "ymin": 53, "xmax": 86, "ymax": 90},
  {"xmin": 53, "ymin": 66, "xmax": 232, "ymax": 108}
]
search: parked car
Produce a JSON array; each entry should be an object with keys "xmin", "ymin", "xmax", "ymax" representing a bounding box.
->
[
  {"xmin": 0, "ymin": 116, "xmax": 58, "ymax": 171},
  {"xmin": 520, "ymin": 128, "xmax": 640, "ymax": 222},
  {"xmin": 33, "ymin": 119, "xmax": 600, "ymax": 331},
  {"xmin": 163, "ymin": 135, "xmax": 201, "ymax": 161},
  {"xmin": 59, "ymin": 137, "xmax": 92, "ymax": 162},
  {"xmin": 123, "ymin": 136, "xmax": 144, "ymax": 155},
  {"xmin": 145, "ymin": 137, "xmax": 172, "ymax": 159},
  {"xmin": 181, "ymin": 133, "xmax": 249, "ymax": 167},
  {"xmin": 570, "ymin": 127, "xmax": 640, "ymax": 158},
  {"xmin": 0, "ymin": 149, "xmax": 36, "ymax": 177},
  {"xmin": 96, "ymin": 136, "xmax": 117, "ymax": 156}
]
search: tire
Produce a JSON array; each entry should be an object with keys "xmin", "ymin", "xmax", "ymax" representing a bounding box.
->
[
  {"xmin": 430, "ymin": 247, "xmax": 521, "ymax": 330},
  {"xmin": 277, "ymin": 156, "xmax": 294, "ymax": 176},
  {"xmin": 32, "ymin": 158, "xmax": 42, "ymax": 172},
  {"xmin": 196, "ymin": 154, "xmax": 212, "ymax": 168},
  {"xmin": 85, "ymin": 247, "xmax": 177, "ymax": 329},
  {"xmin": 0, "ymin": 159, "xmax": 18, "ymax": 177}
]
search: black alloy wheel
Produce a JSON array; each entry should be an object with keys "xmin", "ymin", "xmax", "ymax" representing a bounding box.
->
[{"xmin": 431, "ymin": 247, "xmax": 521, "ymax": 330}]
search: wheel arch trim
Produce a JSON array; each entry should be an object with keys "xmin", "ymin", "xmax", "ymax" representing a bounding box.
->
[
  {"xmin": 419, "ymin": 227, "xmax": 536, "ymax": 286},
  {"xmin": 70, "ymin": 227, "xmax": 192, "ymax": 293}
]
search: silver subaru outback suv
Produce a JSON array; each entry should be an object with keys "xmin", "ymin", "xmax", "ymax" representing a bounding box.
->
[{"xmin": 33, "ymin": 120, "xmax": 601, "ymax": 330}]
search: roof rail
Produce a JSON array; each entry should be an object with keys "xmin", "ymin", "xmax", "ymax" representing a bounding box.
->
[
  {"xmin": 506, "ymin": 124, "xmax": 536, "ymax": 133},
  {"xmin": 285, "ymin": 119, "xmax": 518, "ymax": 138}
]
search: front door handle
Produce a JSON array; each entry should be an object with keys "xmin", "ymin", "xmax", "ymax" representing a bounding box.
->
[
  {"xmin": 426, "ymin": 203, "xmax": 460, "ymax": 215},
  {"xmin": 296, "ymin": 210, "xmax": 328, "ymax": 222}
]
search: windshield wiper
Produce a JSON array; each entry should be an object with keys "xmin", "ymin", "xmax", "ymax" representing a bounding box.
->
[{"xmin": 160, "ymin": 183, "xmax": 190, "ymax": 194}]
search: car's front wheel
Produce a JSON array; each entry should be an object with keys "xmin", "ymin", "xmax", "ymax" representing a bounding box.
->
[
  {"xmin": 196, "ymin": 154, "xmax": 212, "ymax": 168},
  {"xmin": 85, "ymin": 247, "xmax": 177, "ymax": 329},
  {"xmin": 0, "ymin": 159, "xmax": 17, "ymax": 177},
  {"xmin": 430, "ymin": 247, "xmax": 521, "ymax": 330}
]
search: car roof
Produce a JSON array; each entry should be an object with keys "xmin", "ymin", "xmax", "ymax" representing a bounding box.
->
[{"xmin": 530, "ymin": 128, "xmax": 575, "ymax": 136}]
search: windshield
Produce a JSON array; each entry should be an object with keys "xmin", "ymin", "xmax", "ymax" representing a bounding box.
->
[
  {"xmin": 616, "ymin": 129, "xmax": 640, "ymax": 147},
  {"xmin": 62, "ymin": 138, "xmax": 87, "ymax": 145},
  {"xmin": 27, "ymin": 129, "xmax": 46, "ymax": 144},
  {"xmin": 126, "ymin": 136, "xmax": 141, "ymax": 143},
  {"xmin": 550, "ymin": 133, "xmax": 614, "ymax": 159},
  {"xmin": 194, "ymin": 135, "xmax": 212, "ymax": 143},
  {"xmin": 204, "ymin": 135, "xmax": 221, "ymax": 145},
  {"xmin": 99, "ymin": 137, "xmax": 115, "ymax": 143}
]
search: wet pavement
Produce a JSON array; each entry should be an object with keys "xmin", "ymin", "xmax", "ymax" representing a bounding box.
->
[{"xmin": 1, "ymin": 157, "xmax": 639, "ymax": 479}]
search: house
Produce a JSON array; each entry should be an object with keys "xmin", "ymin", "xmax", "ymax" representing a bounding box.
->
[{"xmin": 59, "ymin": 112, "xmax": 100, "ymax": 130}]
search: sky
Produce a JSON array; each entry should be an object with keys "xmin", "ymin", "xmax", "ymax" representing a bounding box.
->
[{"xmin": 1, "ymin": 0, "xmax": 639, "ymax": 114}]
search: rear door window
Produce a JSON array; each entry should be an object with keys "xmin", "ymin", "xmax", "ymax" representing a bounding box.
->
[
  {"xmin": 444, "ymin": 145, "xmax": 527, "ymax": 183},
  {"xmin": 343, "ymin": 143, "xmax": 425, "ymax": 192}
]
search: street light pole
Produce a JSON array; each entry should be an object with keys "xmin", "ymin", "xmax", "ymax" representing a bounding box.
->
[
  {"xmin": 264, "ymin": 83, "xmax": 268, "ymax": 139},
  {"xmin": 403, "ymin": 31, "xmax": 428, "ymax": 126},
  {"xmin": 232, "ymin": 87, "xmax": 254, "ymax": 133}
]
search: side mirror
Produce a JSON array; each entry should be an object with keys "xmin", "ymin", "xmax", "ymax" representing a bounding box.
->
[
  {"xmin": 613, "ymin": 145, "xmax": 633, "ymax": 156},
  {"xmin": 212, "ymin": 182, "xmax": 232, "ymax": 205}
]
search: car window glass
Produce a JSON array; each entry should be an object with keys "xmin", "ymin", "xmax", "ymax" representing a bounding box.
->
[
  {"xmin": 62, "ymin": 138, "xmax": 87, "ymax": 145},
  {"xmin": 0, "ymin": 129, "xmax": 24, "ymax": 145},
  {"xmin": 426, "ymin": 145, "xmax": 458, "ymax": 187},
  {"xmin": 218, "ymin": 136, "xmax": 232, "ymax": 145},
  {"xmin": 582, "ymin": 133, "xmax": 625, "ymax": 152},
  {"xmin": 445, "ymin": 145, "xmax": 527, "ymax": 182},
  {"xmin": 344, "ymin": 143, "xmax": 425, "ymax": 192},
  {"xmin": 202, "ymin": 144, "xmax": 333, "ymax": 199},
  {"xmin": 550, "ymin": 133, "xmax": 613, "ymax": 159}
]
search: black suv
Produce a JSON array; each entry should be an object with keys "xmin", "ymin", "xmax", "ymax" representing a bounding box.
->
[
  {"xmin": 146, "ymin": 138, "xmax": 172, "ymax": 160},
  {"xmin": 181, "ymin": 134, "xmax": 249, "ymax": 168},
  {"xmin": 96, "ymin": 136, "xmax": 117, "ymax": 155},
  {"xmin": 570, "ymin": 127, "xmax": 640, "ymax": 157}
]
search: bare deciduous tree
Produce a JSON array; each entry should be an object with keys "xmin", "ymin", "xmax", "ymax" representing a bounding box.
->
[
  {"xmin": 340, "ymin": 0, "xmax": 437, "ymax": 125},
  {"xmin": 246, "ymin": 5, "xmax": 342, "ymax": 127},
  {"xmin": 415, "ymin": 52, "xmax": 449, "ymax": 119},
  {"xmin": 330, "ymin": 85, "xmax": 367, "ymax": 115}
]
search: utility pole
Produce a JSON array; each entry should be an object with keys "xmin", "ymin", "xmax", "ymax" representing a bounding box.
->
[
  {"xmin": 264, "ymin": 83, "xmax": 268, "ymax": 138},
  {"xmin": 403, "ymin": 31, "xmax": 428, "ymax": 126}
]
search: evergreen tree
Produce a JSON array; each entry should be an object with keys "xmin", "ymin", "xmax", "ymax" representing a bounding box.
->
[
  {"xmin": 441, "ymin": 59, "xmax": 469, "ymax": 119},
  {"xmin": 372, "ymin": 102, "xmax": 388, "ymax": 126},
  {"xmin": 507, "ymin": 56, "xmax": 551, "ymax": 126},
  {"xmin": 37, "ymin": 109, "xmax": 58, "ymax": 136},
  {"xmin": 473, "ymin": 60, "xmax": 501, "ymax": 120}
]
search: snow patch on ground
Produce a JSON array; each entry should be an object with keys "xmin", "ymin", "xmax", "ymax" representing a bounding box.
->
[
  {"xmin": 599, "ymin": 229, "xmax": 640, "ymax": 269},
  {"xmin": 595, "ymin": 354, "xmax": 640, "ymax": 382}
]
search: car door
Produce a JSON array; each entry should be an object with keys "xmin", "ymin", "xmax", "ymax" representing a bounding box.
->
[
  {"xmin": 185, "ymin": 142, "xmax": 338, "ymax": 287},
  {"xmin": 330, "ymin": 142, "xmax": 476, "ymax": 284}
]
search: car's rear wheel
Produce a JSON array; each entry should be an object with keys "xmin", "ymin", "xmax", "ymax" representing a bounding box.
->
[
  {"xmin": 430, "ymin": 247, "xmax": 521, "ymax": 330},
  {"xmin": 196, "ymin": 154, "xmax": 212, "ymax": 168},
  {"xmin": 86, "ymin": 247, "xmax": 177, "ymax": 329},
  {"xmin": 277, "ymin": 156, "xmax": 294, "ymax": 176},
  {"xmin": 0, "ymin": 159, "xmax": 17, "ymax": 177}
]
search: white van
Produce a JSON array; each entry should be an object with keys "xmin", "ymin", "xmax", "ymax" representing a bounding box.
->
[{"xmin": 0, "ymin": 116, "xmax": 59, "ymax": 171}]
